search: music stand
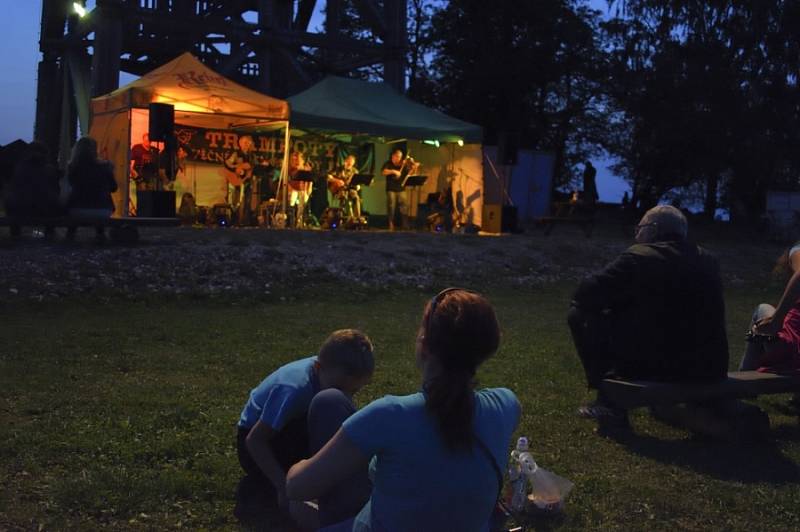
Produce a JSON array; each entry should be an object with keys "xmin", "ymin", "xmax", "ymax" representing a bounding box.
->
[
  {"xmin": 403, "ymin": 174, "xmax": 428, "ymax": 188},
  {"xmin": 403, "ymin": 175, "xmax": 428, "ymax": 230},
  {"xmin": 293, "ymin": 170, "xmax": 316, "ymax": 182},
  {"xmin": 350, "ymin": 174, "xmax": 374, "ymax": 187}
]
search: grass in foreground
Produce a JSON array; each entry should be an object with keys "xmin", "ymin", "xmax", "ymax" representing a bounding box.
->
[{"xmin": 1, "ymin": 284, "xmax": 800, "ymax": 531}]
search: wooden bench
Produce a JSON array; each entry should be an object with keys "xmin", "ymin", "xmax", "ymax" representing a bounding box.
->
[
  {"xmin": 0, "ymin": 215, "xmax": 179, "ymax": 243},
  {"xmin": 601, "ymin": 371, "xmax": 800, "ymax": 440}
]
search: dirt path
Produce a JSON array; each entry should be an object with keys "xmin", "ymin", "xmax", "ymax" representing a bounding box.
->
[{"xmin": 0, "ymin": 224, "xmax": 781, "ymax": 301}]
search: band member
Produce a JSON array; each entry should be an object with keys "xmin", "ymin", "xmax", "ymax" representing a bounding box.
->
[
  {"xmin": 172, "ymin": 144, "xmax": 192, "ymax": 198},
  {"xmin": 176, "ymin": 144, "xmax": 189, "ymax": 178},
  {"xmin": 224, "ymin": 135, "xmax": 256, "ymax": 224},
  {"xmin": 288, "ymin": 151, "xmax": 313, "ymax": 227},
  {"xmin": 427, "ymin": 180, "xmax": 456, "ymax": 232},
  {"xmin": 130, "ymin": 133, "xmax": 160, "ymax": 191},
  {"xmin": 382, "ymin": 149, "xmax": 418, "ymax": 231},
  {"xmin": 327, "ymin": 154, "xmax": 362, "ymax": 222}
]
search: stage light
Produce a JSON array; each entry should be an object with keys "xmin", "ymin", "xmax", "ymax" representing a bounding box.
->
[
  {"xmin": 73, "ymin": 2, "xmax": 87, "ymax": 17},
  {"xmin": 457, "ymin": 139, "xmax": 464, "ymax": 147},
  {"xmin": 423, "ymin": 139, "xmax": 440, "ymax": 147}
]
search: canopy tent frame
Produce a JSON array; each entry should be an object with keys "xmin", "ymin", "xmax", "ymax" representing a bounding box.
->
[
  {"xmin": 287, "ymin": 76, "xmax": 485, "ymax": 226},
  {"xmin": 90, "ymin": 53, "xmax": 292, "ymax": 218}
]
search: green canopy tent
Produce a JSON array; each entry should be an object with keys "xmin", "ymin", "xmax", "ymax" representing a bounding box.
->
[
  {"xmin": 287, "ymin": 76, "xmax": 485, "ymax": 225},
  {"xmin": 288, "ymin": 76, "xmax": 481, "ymax": 143}
]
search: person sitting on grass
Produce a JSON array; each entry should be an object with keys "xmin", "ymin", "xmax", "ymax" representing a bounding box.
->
[
  {"xmin": 567, "ymin": 205, "xmax": 729, "ymax": 428},
  {"xmin": 65, "ymin": 136, "xmax": 118, "ymax": 243},
  {"xmin": 286, "ymin": 288, "xmax": 520, "ymax": 531},
  {"xmin": 235, "ymin": 329, "xmax": 374, "ymax": 525},
  {"xmin": 740, "ymin": 242, "xmax": 800, "ymax": 384}
]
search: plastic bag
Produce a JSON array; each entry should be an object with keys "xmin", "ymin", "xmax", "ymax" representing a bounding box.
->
[{"xmin": 527, "ymin": 467, "xmax": 574, "ymax": 513}]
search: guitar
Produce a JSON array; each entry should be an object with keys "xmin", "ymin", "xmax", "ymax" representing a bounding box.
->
[
  {"xmin": 328, "ymin": 177, "xmax": 346, "ymax": 194},
  {"xmin": 328, "ymin": 167, "xmax": 356, "ymax": 194},
  {"xmin": 224, "ymin": 160, "xmax": 253, "ymax": 187}
]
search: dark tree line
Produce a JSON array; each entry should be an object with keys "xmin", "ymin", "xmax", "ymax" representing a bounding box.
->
[
  {"xmin": 422, "ymin": 1, "xmax": 608, "ymax": 191},
  {"xmin": 602, "ymin": 1, "xmax": 800, "ymax": 220},
  {"xmin": 327, "ymin": 1, "xmax": 800, "ymax": 220}
]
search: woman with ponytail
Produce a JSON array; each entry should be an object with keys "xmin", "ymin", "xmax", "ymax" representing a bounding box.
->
[{"xmin": 287, "ymin": 288, "xmax": 520, "ymax": 531}]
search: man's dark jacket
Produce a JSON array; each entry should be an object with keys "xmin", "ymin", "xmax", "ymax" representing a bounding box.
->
[{"xmin": 572, "ymin": 240, "xmax": 729, "ymax": 381}]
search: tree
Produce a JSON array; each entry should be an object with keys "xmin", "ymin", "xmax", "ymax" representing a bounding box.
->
[
  {"xmin": 320, "ymin": 0, "xmax": 438, "ymax": 89},
  {"xmin": 406, "ymin": 0, "xmax": 437, "ymax": 100},
  {"xmin": 604, "ymin": 1, "xmax": 800, "ymax": 220},
  {"xmin": 427, "ymin": 0, "xmax": 610, "ymax": 189}
]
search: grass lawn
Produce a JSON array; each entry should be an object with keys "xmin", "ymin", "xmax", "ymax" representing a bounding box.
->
[{"xmin": 2, "ymin": 282, "xmax": 800, "ymax": 530}]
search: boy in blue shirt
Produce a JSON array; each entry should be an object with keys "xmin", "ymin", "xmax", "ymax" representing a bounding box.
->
[{"xmin": 236, "ymin": 329, "xmax": 374, "ymax": 514}]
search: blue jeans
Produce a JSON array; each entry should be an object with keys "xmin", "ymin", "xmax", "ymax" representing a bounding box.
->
[{"xmin": 308, "ymin": 389, "xmax": 371, "ymax": 527}]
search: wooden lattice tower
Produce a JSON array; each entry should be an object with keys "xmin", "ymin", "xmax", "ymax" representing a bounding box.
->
[{"xmin": 35, "ymin": 0, "xmax": 408, "ymax": 159}]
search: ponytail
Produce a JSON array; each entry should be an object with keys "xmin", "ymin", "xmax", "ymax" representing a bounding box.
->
[
  {"xmin": 421, "ymin": 289, "xmax": 500, "ymax": 451},
  {"xmin": 425, "ymin": 369, "xmax": 476, "ymax": 451}
]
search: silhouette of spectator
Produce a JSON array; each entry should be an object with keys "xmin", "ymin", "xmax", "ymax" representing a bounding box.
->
[
  {"xmin": 4, "ymin": 141, "xmax": 61, "ymax": 238},
  {"xmin": 0, "ymin": 139, "xmax": 29, "ymax": 192},
  {"xmin": 177, "ymin": 192, "xmax": 197, "ymax": 225},
  {"xmin": 65, "ymin": 137, "xmax": 118, "ymax": 243},
  {"xmin": 582, "ymin": 161, "xmax": 598, "ymax": 206},
  {"xmin": 568, "ymin": 205, "xmax": 729, "ymax": 428}
]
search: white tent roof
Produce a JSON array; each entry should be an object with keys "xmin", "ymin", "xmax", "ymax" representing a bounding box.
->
[{"xmin": 91, "ymin": 53, "xmax": 289, "ymax": 127}]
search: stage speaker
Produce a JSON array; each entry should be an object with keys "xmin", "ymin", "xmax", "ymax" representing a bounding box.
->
[
  {"xmin": 137, "ymin": 190, "xmax": 176, "ymax": 218},
  {"xmin": 501, "ymin": 205, "xmax": 519, "ymax": 233},
  {"xmin": 482, "ymin": 204, "xmax": 502, "ymax": 233},
  {"xmin": 148, "ymin": 103, "xmax": 174, "ymax": 142}
]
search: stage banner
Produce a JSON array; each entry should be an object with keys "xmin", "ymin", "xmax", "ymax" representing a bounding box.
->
[{"xmin": 173, "ymin": 124, "xmax": 375, "ymax": 175}]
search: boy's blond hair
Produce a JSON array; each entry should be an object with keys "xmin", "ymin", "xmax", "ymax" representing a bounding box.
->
[{"xmin": 318, "ymin": 329, "xmax": 374, "ymax": 377}]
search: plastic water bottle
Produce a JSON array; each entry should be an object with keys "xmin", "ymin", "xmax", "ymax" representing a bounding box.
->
[{"xmin": 508, "ymin": 436, "xmax": 536, "ymax": 512}]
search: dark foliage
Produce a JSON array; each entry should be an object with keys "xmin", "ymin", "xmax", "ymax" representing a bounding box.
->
[
  {"xmin": 604, "ymin": 1, "xmax": 800, "ymax": 220},
  {"xmin": 427, "ymin": 1, "xmax": 609, "ymax": 189}
]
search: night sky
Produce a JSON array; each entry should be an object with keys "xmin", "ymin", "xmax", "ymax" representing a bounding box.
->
[
  {"xmin": 0, "ymin": 2, "xmax": 44, "ymax": 146},
  {"xmin": 0, "ymin": 1, "xmax": 626, "ymax": 199}
]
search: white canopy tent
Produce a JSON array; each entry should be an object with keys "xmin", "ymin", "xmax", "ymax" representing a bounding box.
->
[{"xmin": 90, "ymin": 53, "xmax": 291, "ymax": 215}]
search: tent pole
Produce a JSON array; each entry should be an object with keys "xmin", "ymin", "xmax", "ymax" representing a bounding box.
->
[
  {"xmin": 271, "ymin": 122, "xmax": 291, "ymax": 224},
  {"xmin": 282, "ymin": 124, "xmax": 290, "ymax": 216}
]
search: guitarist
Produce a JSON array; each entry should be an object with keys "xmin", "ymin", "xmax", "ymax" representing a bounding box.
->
[
  {"xmin": 224, "ymin": 135, "xmax": 256, "ymax": 224},
  {"xmin": 130, "ymin": 133, "xmax": 160, "ymax": 191},
  {"xmin": 327, "ymin": 154, "xmax": 362, "ymax": 222},
  {"xmin": 381, "ymin": 149, "xmax": 418, "ymax": 231}
]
